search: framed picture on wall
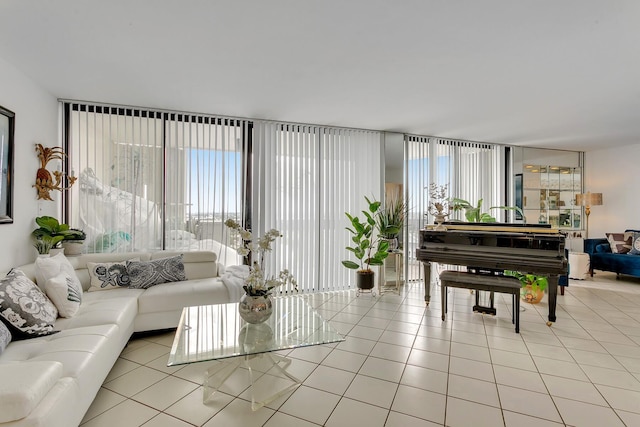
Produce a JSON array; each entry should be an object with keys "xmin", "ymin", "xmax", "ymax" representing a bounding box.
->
[{"xmin": 0, "ymin": 105, "xmax": 15, "ymax": 224}]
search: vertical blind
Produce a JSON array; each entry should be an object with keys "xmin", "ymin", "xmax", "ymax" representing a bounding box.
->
[
  {"xmin": 65, "ymin": 102, "xmax": 247, "ymax": 265},
  {"xmin": 404, "ymin": 135, "xmax": 505, "ymax": 280},
  {"xmin": 253, "ymin": 122, "xmax": 383, "ymax": 293}
]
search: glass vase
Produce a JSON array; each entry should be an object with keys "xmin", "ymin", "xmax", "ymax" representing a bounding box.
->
[{"xmin": 238, "ymin": 293, "xmax": 273, "ymax": 324}]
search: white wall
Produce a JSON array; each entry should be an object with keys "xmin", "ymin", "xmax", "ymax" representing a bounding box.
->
[
  {"xmin": 585, "ymin": 143, "xmax": 640, "ymax": 239},
  {"xmin": 0, "ymin": 56, "xmax": 59, "ymax": 271}
]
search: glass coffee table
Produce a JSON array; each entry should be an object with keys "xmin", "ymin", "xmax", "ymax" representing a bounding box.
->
[{"xmin": 168, "ymin": 295, "xmax": 344, "ymax": 410}]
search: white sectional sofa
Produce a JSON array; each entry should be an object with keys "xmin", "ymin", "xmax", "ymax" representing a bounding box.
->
[{"xmin": 0, "ymin": 250, "xmax": 241, "ymax": 427}]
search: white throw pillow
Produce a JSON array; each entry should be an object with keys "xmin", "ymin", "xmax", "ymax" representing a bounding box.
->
[
  {"xmin": 34, "ymin": 253, "xmax": 82, "ymax": 294},
  {"xmin": 87, "ymin": 259, "xmax": 139, "ymax": 292},
  {"xmin": 44, "ymin": 273, "xmax": 82, "ymax": 318}
]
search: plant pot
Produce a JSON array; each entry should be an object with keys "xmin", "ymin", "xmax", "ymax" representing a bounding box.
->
[
  {"xmin": 384, "ymin": 238, "xmax": 398, "ymax": 251},
  {"xmin": 356, "ymin": 270, "xmax": 375, "ymax": 290},
  {"xmin": 521, "ymin": 285, "xmax": 544, "ymax": 304},
  {"xmin": 49, "ymin": 248, "xmax": 65, "ymax": 256},
  {"xmin": 62, "ymin": 240, "xmax": 85, "ymax": 255},
  {"xmin": 238, "ymin": 294, "xmax": 273, "ymax": 324}
]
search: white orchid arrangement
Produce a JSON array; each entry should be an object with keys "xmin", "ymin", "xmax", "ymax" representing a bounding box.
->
[{"xmin": 224, "ymin": 219, "xmax": 297, "ymax": 297}]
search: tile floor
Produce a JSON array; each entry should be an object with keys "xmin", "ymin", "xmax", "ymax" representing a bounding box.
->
[{"xmin": 81, "ymin": 272, "xmax": 640, "ymax": 427}]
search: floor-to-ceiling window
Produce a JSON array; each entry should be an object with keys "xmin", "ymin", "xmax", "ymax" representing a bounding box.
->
[
  {"xmin": 404, "ymin": 135, "xmax": 505, "ymax": 281},
  {"xmin": 63, "ymin": 101, "xmax": 383, "ymax": 293}
]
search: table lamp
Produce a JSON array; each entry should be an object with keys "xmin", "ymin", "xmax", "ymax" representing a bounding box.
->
[{"xmin": 576, "ymin": 192, "xmax": 603, "ymax": 238}]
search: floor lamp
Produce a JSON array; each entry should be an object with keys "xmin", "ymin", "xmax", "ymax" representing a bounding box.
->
[{"xmin": 576, "ymin": 192, "xmax": 603, "ymax": 239}]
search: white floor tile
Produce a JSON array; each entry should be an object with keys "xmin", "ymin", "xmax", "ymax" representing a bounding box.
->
[
  {"xmin": 450, "ymin": 341, "xmax": 491, "ymax": 363},
  {"xmin": 202, "ymin": 398, "xmax": 274, "ymax": 427},
  {"xmin": 344, "ymin": 374, "xmax": 397, "ymax": 409},
  {"xmin": 553, "ymin": 396, "xmax": 626, "ymax": 427},
  {"xmin": 324, "ymin": 397, "xmax": 389, "ymax": 427},
  {"xmin": 489, "ymin": 348, "xmax": 537, "ymax": 371},
  {"xmin": 164, "ymin": 387, "xmax": 232, "ymax": 426},
  {"xmin": 412, "ymin": 334, "xmax": 451, "ymax": 355},
  {"xmin": 263, "ymin": 412, "xmax": 318, "ymax": 427},
  {"xmin": 400, "ymin": 364, "xmax": 448, "ymax": 394},
  {"xmin": 447, "ymin": 374, "xmax": 500, "ymax": 407},
  {"xmin": 80, "ymin": 399, "xmax": 159, "ymax": 427},
  {"xmin": 303, "ymin": 365, "xmax": 355, "ymax": 395},
  {"xmin": 386, "ymin": 410, "xmax": 441, "ymax": 427},
  {"xmin": 133, "ymin": 376, "xmax": 199, "ymax": 411},
  {"xmin": 498, "ymin": 384, "xmax": 562, "ymax": 423},
  {"xmin": 278, "ymin": 385, "xmax": 341, "ymax": 425},
  {"xmin": 448, "ymin": 356, "xmax": 495, "ymax": 382},
  {"xmin": 82, "ymin": 387, "xmax": 127, "ymax": 424},
  {"xmin": 445, "ymin": 397, "xmax": 504, "ymax": 427},
  {"xmin": 493, "ymin": 364, "xmax": 547, "ymax": 393},
  {"xmin": 121, "ymin": 342, "xmax": 170, "ymax": 365},
  {"xmin": 541, "ymin": 374, "xmax": 609, "ymax": 406},
  {"xmin": 580, "ymin": 363, "xmax": 640, "ymax": 391},
  {"xmin": 391, "ymin": 384, "xmax": 446, "ymax": 425},
  {"xmin": 335, "ymin": 335, "xmax": 376, "ymax": 355},
  {"xmin": 321, "ymin": 348, "xmax": 367, "ymax": 373},
  {"xmin": 595, "ymin": 384, "xmax": 640, "ymax": 414},
  {"xmin": 533, "ymin": 356, "xmax": 589, "ymax": 381},
  {"xmin": 503, "ymin": 410, "xmax": 564, "ymax": 427},
  {"xmin": 616, "ymin": 409, "xmax": 640, "ymax": 426},
  {"xmin": 407, "ymin": 348, "xmax": 450, "ymax": 372},
  {"xmin": 370, "ymin": 341, "xmax": 411, "ymax": 363},
  {"xmin": 359, "ymin": 356, "xmax": 406, "ymax": 383},
  {"xmin": 141, "ymin": 413, "xmax": 193, "ymax": 427},
  {"xmin": 103, "ymin": 366, "xmax": 168, "ymax": 397}
]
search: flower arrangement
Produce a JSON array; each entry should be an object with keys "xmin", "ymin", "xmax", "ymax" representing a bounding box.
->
[
  {"xmin": 427, "ymin": 183, "xmax": 451, "ymax": 219},
  {"xmin": 224, "ymin": 219, "xmax": 297, "ymax": 297}
]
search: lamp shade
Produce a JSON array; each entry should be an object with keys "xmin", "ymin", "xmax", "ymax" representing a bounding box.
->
[{"xmin": 576, "ymin": 192, "xmax": 603, "ymax": 207}]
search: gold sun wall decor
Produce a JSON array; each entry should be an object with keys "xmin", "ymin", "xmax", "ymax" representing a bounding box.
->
[{"xmin": 33, "ymin": 143, "xmax": 77, "ymax": 200}]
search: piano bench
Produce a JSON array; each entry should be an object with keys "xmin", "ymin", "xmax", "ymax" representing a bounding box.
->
[{"xmin": 439, "ymin": 271, "xmax": 521, "ymax": 333}]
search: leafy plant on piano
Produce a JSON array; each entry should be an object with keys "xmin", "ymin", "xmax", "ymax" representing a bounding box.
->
[
  {"xmin": 451, "ymin": 198, "xmax": 525, "ymax": 223},
  {"xmin": 342, "ymin": 197, "xmax": 393, "ymax": 291}
]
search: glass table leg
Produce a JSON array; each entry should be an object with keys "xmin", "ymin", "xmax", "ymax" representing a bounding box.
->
[{"xmin": 203, "ymin": 358, "xmax": 243, "ymax": 403}]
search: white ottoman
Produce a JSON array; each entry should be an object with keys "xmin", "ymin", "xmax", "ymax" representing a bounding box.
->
[{"xmin": 569, "ymin": 252, "xmax": 590, "ymax": 280}]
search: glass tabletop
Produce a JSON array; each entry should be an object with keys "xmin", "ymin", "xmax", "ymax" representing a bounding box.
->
[{"xmin": 167, "ymin": 295, "xmax": 344, "ymax": 366}]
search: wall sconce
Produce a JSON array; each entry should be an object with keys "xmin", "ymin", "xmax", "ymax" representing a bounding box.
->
[
  {"xmin": 33, "ymin": 143, "xmax": 77, "ymax": 200},
  {"xmin": 575, "ymin": 191, "xmax": 603, "ymax": 239}
]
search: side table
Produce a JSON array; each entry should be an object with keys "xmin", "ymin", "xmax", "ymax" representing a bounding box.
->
[
  {"xmin": 379, "ymin": 250, "xmax": 403, "ymax": 294},
  {"xmin": 568, "ymin": 252, "xmax": 590, "ymax": 280}
]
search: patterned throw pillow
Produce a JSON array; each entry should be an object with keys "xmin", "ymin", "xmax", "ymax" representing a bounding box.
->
[
  {"xmin": 606, "ymin": 233, "xmax": 632, "ymax": 254},
  {"xmin": 87, "ymin": 259, "xmax": 139, "ymax": 292},
  {"xmin": 127, "ymin": 255, "xmax": 186, "ymax": 289},
  {"xmin": 0, "ymin": 269, "xmax": 58, "ymax": 340},
  {"xmin": 629, "ymin": 232, "xmax": 640, "ymax": 255},
  {"xmin": 0, "ymin": 321, "xmax": 11, "ymax": 354}
]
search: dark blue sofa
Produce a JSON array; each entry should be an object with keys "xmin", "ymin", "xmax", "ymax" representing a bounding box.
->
[{"xmin": 584, "ymin": 232, "xmax": 640, "ymax": 278}]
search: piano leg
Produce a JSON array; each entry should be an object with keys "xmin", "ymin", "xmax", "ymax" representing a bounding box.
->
[
  {"xmin": 422, "ymin": 262, "xmax": 431, "ymax": 306},
  {"xmin": 548, "ymin": 274, "xmax": 558, "ymax": 322}
]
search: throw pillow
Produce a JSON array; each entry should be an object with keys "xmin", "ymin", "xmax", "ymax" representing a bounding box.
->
[
  {"xmin": 127, "ymin": 255, "xmax": 186, "ymax": 289},
  {"xmin": 35, "ymin": 253, "xmax": 82, "ymax": 295},
  {"xmin": 44, "ymin": 273, "xmax": 82, "ymax": 318},
  {"xmin": 0, "ymin": 269, "xmax": 58, "ymax": 340},
  {"xmin": 86, "ymin": 259, "xmax": 139, "ymax": 292},
  {"xmin": 606, "ymin": 233, "xmax": 632, "ymax": 254},
  {"xmin": 0, "ymin": 321, "xmax": 10, "ymax": 354},
  {"xmin": 629, "ymin": 232, "xmax": 640, "ymax": 255}
]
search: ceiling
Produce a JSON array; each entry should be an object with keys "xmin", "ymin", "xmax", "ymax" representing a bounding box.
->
[{"xmin": 1, "ymin": 0, "xmax": 639, "ymax": 152}]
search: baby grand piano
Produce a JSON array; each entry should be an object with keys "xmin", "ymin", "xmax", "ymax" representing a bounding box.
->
[{"xmin": 416, "ymin": 223, "xmax": 567, "ymax": 322}]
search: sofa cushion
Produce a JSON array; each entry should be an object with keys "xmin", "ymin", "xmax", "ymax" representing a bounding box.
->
[
  {"xmin": 44, "ymin": 273, "xmax": 82, "ymax": 318},
  {"xmin": 0, "ymin": 269, "xmax": 58, "ymax": 340},
  {"xmin": 629, "ymin": 232, "xmax": 640, "ymax": 255},
  {"xmin": 0, "ymin": 321, "xmax": 10, "ymax": 354},
  {"xmin": 595, "ymin": 243, "xmax": 611, "ymax": 253},
  {"xmin": 137, "ymin": 277, "xmax": 230, "ymax": 314},
  {"xmin": 606, "ymin": 232, "xmax": 632, "ymax": 254},
  {"xmin": 87, "ymin": 259, "xmax": 139, "ymax": 292},
  {"xmin": 35, "ymin": 253, "xmax": 83, "ymax": 295},
  {"xmin": 127, "ymin": 255, "xmax": 186, "ymax": 289},
  {"xmin": 0, "ymin": 361, "xmax": 63, "ymax": 423}
]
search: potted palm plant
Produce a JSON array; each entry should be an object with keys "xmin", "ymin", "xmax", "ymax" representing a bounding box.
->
[{"xmin": 342, "ymin": 197, "xmax": 392, "ymax": 295}]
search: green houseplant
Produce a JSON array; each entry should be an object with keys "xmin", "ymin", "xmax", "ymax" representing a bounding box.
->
[
  {"xmin": 32, "ymin": 216, "xmax": 85, "ymax": 255},
  {"xmin": 451, "ymin": 198, "xmax": 525, "ymax": 223},
  {"xmin": 504, "ymin": 270, "xmax": 548, "ymax": 304},
  {"xmin": 342, "ymin": 197, "xmax": 392, "ymax": 294},
  {"xmin": 375, "ymin": 196, "xmax": 406, "ymax": 250}
]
